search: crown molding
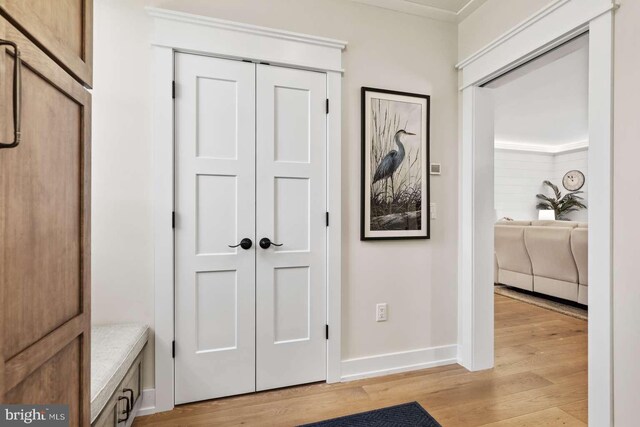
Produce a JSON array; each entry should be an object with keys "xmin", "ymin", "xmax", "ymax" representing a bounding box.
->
[
  {"xmin": 457, "ymin": 0, "xmax": 489, "ymax": 21},
  {"xmin": 146, "ymin": 7, "xmax": 348, "ymax": 50},
  {"xmin": 350, "ymin": 0, "xmax": 455, "ymax": 22},
  {"xmin": 495, "ymin": 139, "xmax": 589, "ymax": 154},
  {"xmin": 349, "ymin": 0, "xmax": 487, "ymax": 23}
]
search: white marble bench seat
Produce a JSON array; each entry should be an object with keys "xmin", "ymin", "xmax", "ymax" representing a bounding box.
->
[{"xmin": 91, "ymin": 324, "xmax": 149, "ymax": 423}]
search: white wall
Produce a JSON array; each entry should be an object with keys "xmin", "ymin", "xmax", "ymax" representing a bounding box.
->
[
  {"xmin": 458, "ymin": 0, "xmax": 553, "ymax": 61},
  {"xmin": 92, "ymin": 0, "xmax": 459, "ymax": 389},
  {"xmin": 92, "ymin": 0, "xmax": 155, "ymax": 387},
  {"xmin": 613, "ymin": 1, "xmax": 640, "ymax": 424},
  {"xmin": 494, "ymin": 149, "xmax": 588, "ymax": 221},
  {"xmin": 494, "ymin": 150, "xmax": 554, "ymax": 220},
  {"xmin": 553, "ymin": 149, "xmax": 588, "ymax": 222}
]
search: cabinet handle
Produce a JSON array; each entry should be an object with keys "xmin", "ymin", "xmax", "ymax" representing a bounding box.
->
[
  {"xmin": 123, "ymin": 388, "xmax": 134, "ymax": 412},
  {"xmin": 0, "ymin": 39, "xmax": 21, "ymax": 149},
  {"xmin": 117, "ymin": 396, "xmax": 130, "ymax": 423}
]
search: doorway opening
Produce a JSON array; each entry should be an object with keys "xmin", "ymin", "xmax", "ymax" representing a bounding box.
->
[{"xmin": 489, "ymin": 34, "xmax": 589, "ymax": 421}]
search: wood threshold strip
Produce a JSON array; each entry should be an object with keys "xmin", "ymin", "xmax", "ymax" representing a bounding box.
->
[{"xmin": 4, "ymin": 314, "xmax": 86, "ymax": 391}]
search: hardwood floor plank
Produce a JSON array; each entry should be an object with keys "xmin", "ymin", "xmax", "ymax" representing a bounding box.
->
[
  {"xmin": 480, "ymin": 407, "xmax": 586, "ymax": 426},
  {"xmin": 559, "ymin": 399, "xmax": 588, "ymax": 424},
  {"xmin": 134, "ymin": 294, "xmax": 587, "ymax": 426},
  {"xmin": 429, "ymin": 380, "xmax": 586, "ymax": 426}
]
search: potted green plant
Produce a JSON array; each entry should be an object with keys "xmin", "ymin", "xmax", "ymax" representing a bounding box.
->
[{"xmin": 536, "ymin": 180, "xmax": 587, "ymax": 221}]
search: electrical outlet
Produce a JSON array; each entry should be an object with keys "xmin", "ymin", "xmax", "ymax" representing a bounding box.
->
[{"xmin": 376, "ymin": 303, "xmax": 388, "ymax": 322}]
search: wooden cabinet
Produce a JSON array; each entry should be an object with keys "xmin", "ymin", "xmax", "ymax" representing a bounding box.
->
[
  {"xmin": 0, "ymin": 3, "xmax": 91, "ymax": 426},
  {"xmin": 93, "ymin": 356, "xmax": 143, "ymax": 427},
  {"xmin": 0, "ymin": 0, "xmax": 93, "ymax": 86}
]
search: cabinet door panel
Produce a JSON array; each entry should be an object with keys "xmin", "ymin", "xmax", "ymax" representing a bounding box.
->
[
  {"xmin": 4, "ymin": 339, "xmax": 82, "ymax": 425},
  {"xmin": 0, "ymin": 16, "xmax": 91, "ymax": 427},
  {"xmin": 0, "ymin": 0, "xmax": 93, "ymax": 86}
]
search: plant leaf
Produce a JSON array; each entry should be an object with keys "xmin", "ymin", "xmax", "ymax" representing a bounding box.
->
[{"xmin": 537, "ymin": 180, "xmax": 586, "ymax": 220}]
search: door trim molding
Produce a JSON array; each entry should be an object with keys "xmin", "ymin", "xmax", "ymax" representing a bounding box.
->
[
  {"xmin": 146, "ymin": 7, "xmax": 347, "ymax": 51},
  {"xmin": 146, "ymin": 7, "xmax": 346, "ymax": 73},
  {"xmin": 456, "ymin": 0, "xmax": 614, "ymax": 425},
  {"xmin": 149, "ymin": 9, "xmax": 346, "ymax": 413}
]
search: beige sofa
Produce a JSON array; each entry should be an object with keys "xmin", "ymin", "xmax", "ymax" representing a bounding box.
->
[{"xmin": 495, "ymin": 220, "xmax": 588, "ymax": 305}]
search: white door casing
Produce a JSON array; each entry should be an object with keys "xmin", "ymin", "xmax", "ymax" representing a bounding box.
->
[
  {"xmin": 150, "ymin": 9, "xmax": 346, "ymax": 413},
  {"xmin": 456, "ymin": 1, "xmax": 615, "ymax": 424},
  {"xmin": 472, "ymin": 87, "xmax": 494, "ymax": 370},
  {"xmin": 256, "ymin": 65, "xmax": 328, "ymax": 390},
  {"xmin": 174, "ymin": 53, "xmax": 257, "ymax": 404},
  {"xmin": 458, "ymin": 86, "xmax": 494, "ymax": 371}
]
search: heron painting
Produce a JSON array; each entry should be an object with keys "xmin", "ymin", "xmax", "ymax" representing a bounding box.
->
[
  {"xmin": 373, "ymin": 129, "xmax": 415, "ymax": 201},
  {"xmin": 361, "ymin": 87, "xmax": 430, "ymax": 240}
]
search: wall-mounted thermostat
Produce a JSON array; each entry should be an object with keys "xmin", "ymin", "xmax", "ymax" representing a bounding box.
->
[{"xmin": 430, "ymin": 163, "xmax": 441, "ymax": 175}]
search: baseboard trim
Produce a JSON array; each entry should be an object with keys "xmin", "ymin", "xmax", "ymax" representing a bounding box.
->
[
  {"xmin": 136, "ymin": 389, "xmax": 157, "ymax": 417},
  {"xmin": 136, "ymin": 346, "xmax": 458, "ymax": 411},
  {"xmin": 340, "ymin": 344, "xmax": 458, "ymax": 381}
]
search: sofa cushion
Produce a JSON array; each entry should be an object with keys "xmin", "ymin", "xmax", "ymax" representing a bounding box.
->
[
  {"xmin": 534, "ymin": 276, "xmax": 579, "ymax": 302},
  {"xmin": 578, "ymin": 285, "xmax": 588, "ymax": 305},
  {"xmin": 524, "ymin": 226, "xmax": 578, "ymax": 284},
  {"xmin": 495, "ymin": 225, "xmax": 532, "ymax": 275},
  {"xmin": 498, "ymin": 270, "xmax": 533, "ymax": 291},
  {"xmin": 571, "ymin": 228, "xmax": 588, "ymax": 285}
]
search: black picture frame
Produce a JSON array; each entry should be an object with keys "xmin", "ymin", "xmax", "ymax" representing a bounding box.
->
[{"xmin": 360, "ymin": 87, "xmax": 431, "ymax": 241}]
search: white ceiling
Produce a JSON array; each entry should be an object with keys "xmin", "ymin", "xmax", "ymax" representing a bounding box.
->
[
  {"xmin": 491, "ymin": 37, "xmax": 589, "ymax": 149},
  {"xmin": 349, "ymin": 0, "xmax": 487, "ymax": 22},
  {"xmin": 404, "ymin": 0, "xmax": 475, "ymax": 13}
]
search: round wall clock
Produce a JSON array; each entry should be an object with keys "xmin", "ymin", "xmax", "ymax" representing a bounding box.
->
[{"xmin": 562, "ymin": 170, "xmax": 585, "ymax": 191}]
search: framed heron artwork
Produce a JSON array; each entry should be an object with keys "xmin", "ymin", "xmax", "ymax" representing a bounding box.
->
[{"xmin": 361, "ymin": 87, "xmax": 430, "ymax": 240}]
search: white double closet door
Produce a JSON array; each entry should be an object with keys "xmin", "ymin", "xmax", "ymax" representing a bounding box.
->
[{"xmin": 174, "ymin": 53, "xmax": 328, "ymax": 404}]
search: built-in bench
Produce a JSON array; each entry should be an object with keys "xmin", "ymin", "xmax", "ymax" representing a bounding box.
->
[{"xmin": 91, "ymin": 324, "xmax": 149, "ymax": 427}]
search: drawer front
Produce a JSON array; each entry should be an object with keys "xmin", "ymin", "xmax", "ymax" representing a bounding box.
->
[
  {"xmin": 92, "ymin": 353, "xmax": 144, "ymax": 427},
  {"xmin": 93, "ymin": 401, "xmax": 117, "ymax": 427},
  {"xmin": 117, "ymin": 360, "xmax": 142, "ymax": 424}
]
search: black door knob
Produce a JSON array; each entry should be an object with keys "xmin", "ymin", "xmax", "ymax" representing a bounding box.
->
[
  {"xmin": 228, "ymin": 238, "xmax": 253, "ymax": 250},
  {"xmin": 259, "ymin": 238, "xmax": 283, "ymax": 249}
]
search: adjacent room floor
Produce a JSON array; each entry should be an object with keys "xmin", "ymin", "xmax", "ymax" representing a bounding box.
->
[{"xmin": 135, "ymin": 295, "xmax": 587, "ymax": 426}]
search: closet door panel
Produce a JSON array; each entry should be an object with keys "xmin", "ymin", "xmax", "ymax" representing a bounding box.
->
[
  {"xmin": 0, "ymin": 17, "xmax": 91, "ymax": 426},
  {"xmin": 0, "ymin": 0, "xmax": 93, "ymax": 86},
  {"xmin": 174, "ymin": 53, "xmax": 256, "ymax": 404},
  {"xmin": 255, "ymin": 65, "xmax": 327, "ymax": 391}
]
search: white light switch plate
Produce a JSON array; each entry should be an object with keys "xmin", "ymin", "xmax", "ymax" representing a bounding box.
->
[
  {"xmin": 430, "ymin": 203, "xmax": 437, "ymax": 219},
  {"xmin": 376, "ymin": 303, "xmax": 388, "ymax": 322}
]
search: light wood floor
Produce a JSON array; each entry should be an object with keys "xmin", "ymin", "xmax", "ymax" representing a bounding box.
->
[{"xmin": 135, "ymin": 295, "xmax": 587, "ymax": 426}]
